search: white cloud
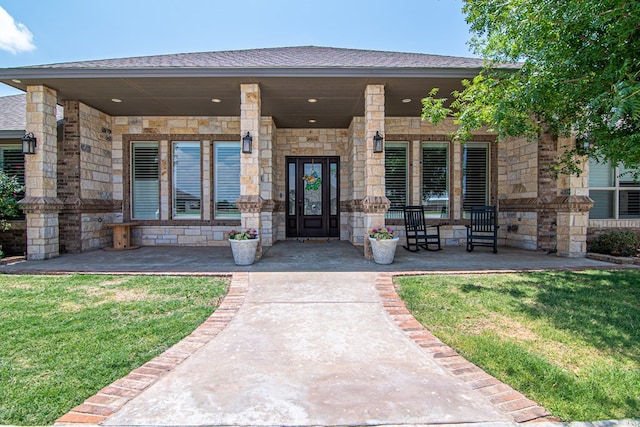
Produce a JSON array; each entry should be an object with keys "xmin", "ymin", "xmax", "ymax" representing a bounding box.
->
[{"xmin": 0, "ymin": 6, "xmax": 35, "ymax": 54}]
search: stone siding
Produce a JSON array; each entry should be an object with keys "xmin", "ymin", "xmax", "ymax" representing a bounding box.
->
[
  {"xmin": 273, "ymin": 127, "xmax": 352, "ymax": 241},
  {"xmin": 115, "ymin": 116, "xmax": 242, "ymax": 246},
  {"xmin": 498, "ymin": 136, "xmax": 539, "ymax": 250}
]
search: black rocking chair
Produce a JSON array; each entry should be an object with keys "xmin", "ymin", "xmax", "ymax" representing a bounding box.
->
[
  {"xmin": 403, "ymin": 205, "xmax": 442, "ymax": 252},
  {"xmin": 465, "ymin": 205, "xmax": 499, "ymax": 253}
]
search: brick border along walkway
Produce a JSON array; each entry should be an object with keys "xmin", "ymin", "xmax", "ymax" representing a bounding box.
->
[
  {"xmin": 376, "ymin": 272, "xmax": 556, "ymax": 423},
  {"xmin": 58, "ymin": 271, "xmax": 556, "ymax": 425},
  {"xmin": 56, "ymin": 273, "xmax": 249, "ymax": 425}
]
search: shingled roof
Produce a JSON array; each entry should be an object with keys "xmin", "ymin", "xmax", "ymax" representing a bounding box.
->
[
  {"xmin": 26, "ymin": 46, "xmax": 491, "ymax": 70},
  {"xmin": 0, "ymin": 94, "xmax": 63, "ymax": 132}
]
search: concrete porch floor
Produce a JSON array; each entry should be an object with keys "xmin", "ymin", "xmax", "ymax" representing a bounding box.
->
[{"xmin": 0, "ymin": 240, "xmax": 618, "ymax": 274}]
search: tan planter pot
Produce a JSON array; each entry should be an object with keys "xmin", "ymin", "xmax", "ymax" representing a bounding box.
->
[
  {"xmin": 229, "ymin": 238, "xmax": 259, "ymax": 266},
  {"xmin": 369, "ymin": 237, "xmax": 399, "ymax": 265}
]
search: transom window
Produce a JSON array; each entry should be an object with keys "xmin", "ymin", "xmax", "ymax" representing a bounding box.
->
[{"xmin": 589, "ymin": 160, "xmax": 640, "ymax": 219}]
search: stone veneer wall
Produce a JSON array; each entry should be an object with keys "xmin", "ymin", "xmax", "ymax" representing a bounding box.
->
[
  {"xmin": 498, "ymin": 136, "xmax": 539, "ymax": 250},
  {"xmin": 273, "ymin": 127, "xmax": 353, "ymax": 241},
  {"xmin": 113, "ymin": 116, "xmax": 242, "ymax": 247},
  {"xmin": 384, "ymin": 117, "xmax": 500, "ymax": 247},
  {"xmin": 59, "ymin": 101, "xmax": 118, "ymax": 253}
]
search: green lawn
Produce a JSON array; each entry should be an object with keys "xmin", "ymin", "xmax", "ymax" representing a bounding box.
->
[
  {"xmin": 396, "ymin": 270, "xmax": 640, "ymax": 422},
  {"xmin": 0, "ymin": 274, "xmax": 228, "ymax": 426}
]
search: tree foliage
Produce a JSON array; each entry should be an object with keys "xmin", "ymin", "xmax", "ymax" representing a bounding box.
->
[
  {"xmin": 423, "ymin": 0, "xmax": 640, "ymax": 171},
  {"xmin": 0, "ymin": 170, "xmax": 24, "ymax": 232}
]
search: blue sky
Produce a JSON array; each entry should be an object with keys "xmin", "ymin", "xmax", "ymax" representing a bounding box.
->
[{"xmin": 0, "ymin": 0, "xmax": 473, "ymax": 97}]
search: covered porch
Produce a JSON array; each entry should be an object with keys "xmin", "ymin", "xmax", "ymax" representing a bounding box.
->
[{"xmin": 0, "ymin": 241, "xmax": 615, "ymax": 275}]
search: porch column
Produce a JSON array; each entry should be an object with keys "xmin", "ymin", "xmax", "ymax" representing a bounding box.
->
[
  {"xmin": 237, "ymin": 83, "xmax": 264, "ymax": 258},
  {"xmin": 362, "ymin": 84, "xmax": 390, "ymax": 259},
  {"xmin": 19, "ymin": 85, "xmax": 63, "ymax": 260},
  {"xmin": 553, "ymin": 137, "xmax": 593, "ymax": 257}
]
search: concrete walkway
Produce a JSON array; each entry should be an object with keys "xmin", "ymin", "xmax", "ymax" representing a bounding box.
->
[
  {"xmin": 58, "ymin": 271, "xmax": 552, "ymax": 426},
  {"xmin": 7, "ymin": 242, "xmax": 623, "ymax": 425}
]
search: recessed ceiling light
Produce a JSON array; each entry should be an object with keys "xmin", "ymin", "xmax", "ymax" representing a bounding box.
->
[
  {"xmin": 307, "ymin": 98, "xmax": 318, "ymax": 103},
  {"xmin": 111, "ymin": 98, "xmax": 122, "ymax": 103},
  {"xmin": 11, "ymin": 79, "xmax": 21, "ymax": 83},
  {"xmin": 211, "ymin": 98, "xmax": 222, "ymax": 103},
  {"xmin": 309, "ymin": 119, "xmax": 317, "ymax": 123},
  {"xmin": 402, "ymin": 98, "xmax": 412, "ymax": 103}
]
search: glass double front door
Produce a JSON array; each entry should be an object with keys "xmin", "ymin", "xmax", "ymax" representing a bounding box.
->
[{"xmin": 286, "ymin": 156, "xmax": 340, "ymax": 238}]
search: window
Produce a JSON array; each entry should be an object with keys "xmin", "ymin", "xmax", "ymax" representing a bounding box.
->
[
  {"xmin": 0, "ymin": 145, "xmax": 25, "ymax": 186},
  {"xmin": 172, "ymin": 141, "xmax": 201, "ymax": 219},
  {"xmin": 422, "ymin": 143, "xmax": 449, "ymax": 218},
  {"xmin": 384, "ymin": 142, "xmax": 408, "ymax": 219},
  {"xmin": 462, "ymin": 142, "xmax": 489, "ymax": 214},
  {"xmin": 131, "ymin": 142, "xmax": 159, "ymax": 219},
  {"xmin": 214, "ymin": 142, "xmax": 241, "ymax": 219},
  {"xmin": 589, "ymin": 160, "xmax": 640, "ymax": 219}
]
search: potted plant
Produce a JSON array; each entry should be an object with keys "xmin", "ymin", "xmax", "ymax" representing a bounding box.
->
[
  {"xmin": 227, "ymin": 229, "xmax": 259, "ymax": 265},
  {"xmin": 368, "ymin": 227, "xmax": 399, "ymax": 264}
]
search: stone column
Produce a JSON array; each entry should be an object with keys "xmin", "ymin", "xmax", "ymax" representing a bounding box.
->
[
  {"xmin": 362, "ymin": 85, "xmax": 390, "ymax": 259},
  {"xmin": 553, "ymin": 137, "xmax": 593, "ymax": 257},
  {"xmin": 19, "ymin": 85, "xmax": 63, "ymax": 260},
  {"xmin": 237, "ymin": 83, "xmax": 264, "ymax": 258}
]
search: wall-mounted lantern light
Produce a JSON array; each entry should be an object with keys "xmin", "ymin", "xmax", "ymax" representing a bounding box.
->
[
  {"xmin": 22, "ymin": 132, "xmax": 37, "ymax": 155},
  {"xmin": 576, "ymin": 133, "xmax": 593, "ymax": 155},
  {"xmin": 373, "ymin": 131, "xmax": 384, "ymax": 153},
  {"xmin": 242, "ymin": 132, "xmax": 253, "ymax": 154}
]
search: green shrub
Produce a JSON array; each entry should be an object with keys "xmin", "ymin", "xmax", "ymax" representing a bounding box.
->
[
  {"xmin": 0, "ymin": 170, "xmax": 24, "ymax": 232},
  {"xmin": 588, "ymin": 231, "xmax": 640, "ymax": 257}
]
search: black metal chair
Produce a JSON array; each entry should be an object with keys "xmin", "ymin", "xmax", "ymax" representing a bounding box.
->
[
  {"xmin": 465, "ymin": 205, "xmax": 499, "ymax": 253},
  {"xmin": 403, "ymin": 205, "xmax": 442, "ymax": 252}
]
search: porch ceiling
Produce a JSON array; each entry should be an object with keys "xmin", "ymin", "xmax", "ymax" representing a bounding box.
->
[{"xmin": 1, "ymin": 75, "xmax": 467, "ymax": 129}]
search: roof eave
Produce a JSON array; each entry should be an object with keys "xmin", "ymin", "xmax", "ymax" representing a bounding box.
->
[{"xmin": 0, "ymin": 66, "xmax": 490, "ymax": 81}]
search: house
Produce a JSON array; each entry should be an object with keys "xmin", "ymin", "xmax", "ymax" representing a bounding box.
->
[
  {"xmin": 0, "ymin": 46, "xmax": 604, "ymax": 260},
  {"xmin": 0, "ymin": 94, "xmax": 63, "ymax": 255}
]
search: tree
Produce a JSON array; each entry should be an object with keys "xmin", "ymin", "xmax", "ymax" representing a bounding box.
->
[{"xmin": 422, "ymin": 0, "xmax": 640, "ymax": 173}]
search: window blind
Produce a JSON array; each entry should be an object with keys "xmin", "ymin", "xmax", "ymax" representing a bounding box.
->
[
  {"xmin": 385, "ymin": 143, "xmax": 408, "ymax": 219},
  {"xmin": 131, "ymin": 142, "xmax": 159, "ymax": 219},
  {"xmin": 172, "ymin": 141, "xmax": 201, "ymax": 219},
  {"xmin": 0, "ymin": 146, "xmax": 25, "ymax": 186},
  {"xmin": 589, "ymin": 161, "xmax": 614, "ymax": 187},
  {"xmin": 422, "ymin": 143, "xmax": 449, "ymax": 218},
  {"xmin": 214, "ymin": 142, "xmax": 240, "ymax": 219},
  {"xmin": 463, "ymin": 143, "xmax": 489, "ymax": 212}
]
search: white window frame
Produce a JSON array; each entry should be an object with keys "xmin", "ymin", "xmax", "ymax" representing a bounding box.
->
[
  {"xmin": 130, "ymin": 141, "xmax": 160, "ymax": 220},
  {"xmin": 589, "ymin": 160, "xmax": 640, "ymax": 219},
  {"xmin": 172, "ymin": 141, "xmax": 202, "ymax": 219},
  {"xmin": 384, "ymin": 142, "xmax": 409, "ymax": 219},
  {"xmin": 422, "ymin": 142, "xmax": 450, "ymax": 218},
  {"xmin": 214, "ymin": 141, "xmax": 241, "ymax": 219},
  {"xmin": 462, "ymin": 142, "xmax": 490, "ymax": 217}
]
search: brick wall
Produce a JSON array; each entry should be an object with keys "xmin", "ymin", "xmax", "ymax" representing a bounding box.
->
[
  {"xmin": 59, "ymin": 101, "xmax": 120, "ymax": 252},
  {"xmin": 0, "ymin": 221, "xmax": 26, "ymax": 255}
]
